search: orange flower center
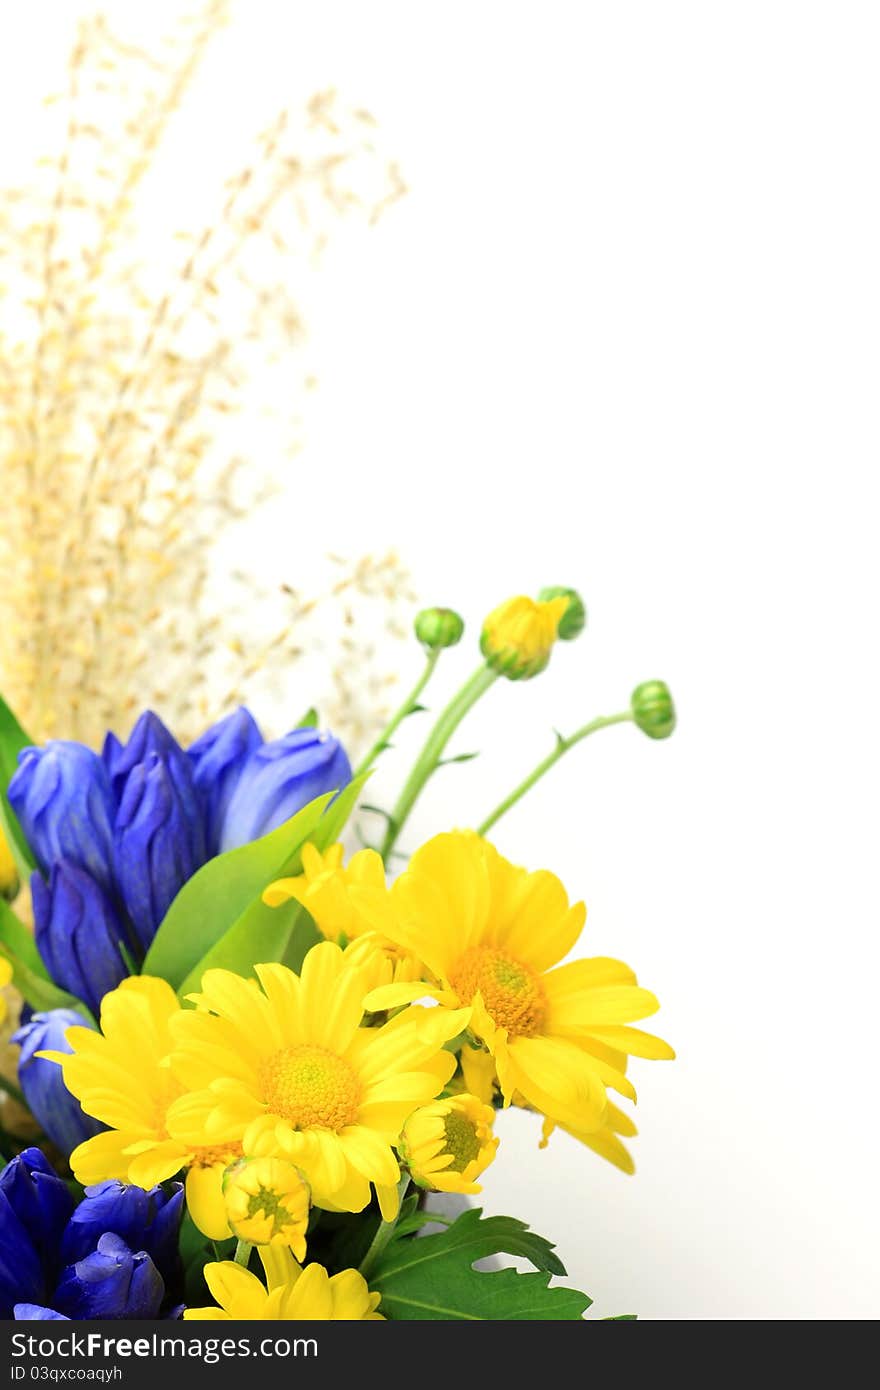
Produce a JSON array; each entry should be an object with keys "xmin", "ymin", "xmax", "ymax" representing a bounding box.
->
[
  {"xmin": 259, "ymin": 1044, "xmax": 361, "ymax": 1131},
  {"xmin": 449, "ymin": 946, "xmax": 547, "ymax": 1038},
  {"xmin": 188, "ymin": 1141, "xmax": 243, "ymax": 1171}
]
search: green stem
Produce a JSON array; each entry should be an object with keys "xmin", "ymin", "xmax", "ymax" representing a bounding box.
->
[
  {"xmin": 477, "ymin": 710, "xmax": 634, "ymax": 836},
  {"xmin": 233, "ymin": 1239, "xmax": 252, "ymax": 1267},
  {"xmin": 354, "ymin": 649, "xmax": 442, "ymax": 779},
  {"xmin": 381, "ymin": 665, "xmax": 498, "ymax": 858},
  {"xmin": 359, "ymin": 1176, "xmax": 410, "ymax": 1279}
]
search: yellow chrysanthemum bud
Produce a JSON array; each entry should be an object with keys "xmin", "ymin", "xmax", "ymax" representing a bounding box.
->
[
  {"xmin": 342, "ymin": 931, "xmax": 426, "ymax": 997},
  {"xmin": 401, "ymin": 1093, "xmax": 498, "ymax": 1194},
  {"xmin": 480, "ymin": 594, "xmax": 569, "ymax": 680},
  {"xmin": 414, "ymin": 606, "xmax": 465, "ymax": 650},
  {"xmin": 0, "ymin": 828, "xmax": 18, "ymax": 902},
  {"xmin": 631, "ymin": 679, "xmax": 676, "ymax": 739},
  {"xmin": 223, "ymin": 1156, "xmax": 310, "ymax": 1258},
  {"xmin": 537, "ymin": 586, "xmax": 586, "ymax": 640}
]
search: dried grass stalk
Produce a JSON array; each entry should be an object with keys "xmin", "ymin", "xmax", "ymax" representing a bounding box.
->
[{"xmin": 0, "ymin": 3, "xmax": 412, "ymax": 753}]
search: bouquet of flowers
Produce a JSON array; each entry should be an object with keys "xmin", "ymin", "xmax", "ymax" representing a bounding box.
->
[{"xmin": 0, "ymin": 589, "xmax": 675, "ymax": 1321}]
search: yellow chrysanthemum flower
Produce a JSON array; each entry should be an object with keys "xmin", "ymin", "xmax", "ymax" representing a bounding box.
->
[
  {"xmin": 0, "ymin": 829, "xmax": 17, "ymax": 901},
  {"xmin": 264, "ymin": 842, "xmax": 384, "ymax": 943},
  {"xmin": 40, "ymin": 976, "xmax": 240, "ymax": 1240},
  {"xmin": 184, "ymin": 1246, "xmax": 383, "ymax": 1321},
  {"xmin": 223, "ymin": 1156, "xmax": 310, "ymax": 1257},
  {"xmin": 480, "ymin": 594, "xmax": 569, "ymax": 680},
  {"xmin": 0, "ymin": 955, "xmax": 12, "ymax": 1027},
  {"xmin": 265, "ymin": 845, "xmax": 428, "ymax": 995},
  {"xmin": 401, "ymin": 1093, "xmax": 498, "ymax": 1195},
  {"xmin": 357, "ymin": 831, "xmax": 674, "ymax": 1137},
  {"xmin": 165, "ymin": 942, "xmax": 460, "ymax": 1221}
]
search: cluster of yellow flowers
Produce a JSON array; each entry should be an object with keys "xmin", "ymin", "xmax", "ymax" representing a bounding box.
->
[{"xmin": 44, "ymin": 826, "xmax": 671, "ymax": 1319}]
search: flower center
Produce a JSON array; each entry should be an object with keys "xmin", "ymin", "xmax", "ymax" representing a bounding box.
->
[
  {"xmin": 259, "ymin": 1044, "xmax": 361, "ymax": 1131},
  {"xmin": 442, "ymin": 1112, "xmax": 482, "ymax": 1172},
  {"xmin": 449, "ymin": 946, "xmax": 547, "ymax": 1037},
  {"xmin": 188, "ymin": 1142, "xmax": 243, "ymax": 1171}
]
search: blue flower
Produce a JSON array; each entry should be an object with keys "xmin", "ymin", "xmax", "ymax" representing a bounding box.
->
[
  {"xmin": 46, "ymin": 1233, "xmax": 165, "ymax": 1319},
  {"xmin": 113, "ymin": 754, "xmax": 208, "ymax": 952},
  {"xmin": 0, "ymin": 1148, "xmax": 73, "ymax": 1316},
  {"xmin": 31, "ymin": 863, "xmax": 129, "ymax": 1015},
  {"xmin": 219, "ymin": 727, "xmax": 352, "ymax": 852},
  {"xmin": 0, "ymin": 1148, "xmax": 183, "ymax": 1320},
  {"xmin": 13, "ymin": 1012, "xmax": 104, "ymax": 1156},
  {"xmin": 8, "ymin": 742, "xmax": 116, "ymax": 892},
  {"xmin": 188, "ymin": 707, "xmax": 263, "ymax": 856},
  {"xmin": 103, "ymin": 712, "xmax": 206, "ymax": 862},
  {"xmin": 61, "ymin": 1181, "xmax": 184, "ymax": 1289}
]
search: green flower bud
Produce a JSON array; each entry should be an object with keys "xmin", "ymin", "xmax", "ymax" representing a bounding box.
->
[
  {"xmin": 537, "ymin": 587, "xmax": 586, "ymax": 641},
  {"xmin": 414, "ymin": 607, "xmax": 464, "ymax": 650},
  {"xmin": 631, "ymin": 680, "xmax": 676, "ymax": 739}
]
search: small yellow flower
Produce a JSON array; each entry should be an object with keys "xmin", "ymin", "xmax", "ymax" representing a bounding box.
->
[
  {"xmin": 0, "ymin": 829, "xmax": 18, "ymax": 901},
  {"xmin": 223, "ymin": 1156, "xmax": 310, "ymax": 1258},
  {"xmin": 39, "ymin": 975, "xmax": 240, "ymax": 1240},
  {"xmin": 480, "ymin": 594, "xmax": 569, "ymax": 680},
  {"xmin": 264, "ymin": 842, "xmax": 384, "ymax": 943},
  {"xmin": 401, "ymin": 1093, "xmax": 498, "ymax": 1195},
  {"xmin": 184, "ymin": 1246, "xmax": 383, "ymax": 1321},
  {"xmin": 0, "ymin": 955, "xmax": 12, "ymax": 1027}
]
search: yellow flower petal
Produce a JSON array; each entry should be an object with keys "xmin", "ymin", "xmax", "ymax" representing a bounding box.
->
[{"xmin": 186, "ymin": 1163, "xmax": 232, "ymax": 1240}]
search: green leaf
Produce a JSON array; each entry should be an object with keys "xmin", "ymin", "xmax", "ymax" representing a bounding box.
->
[
  {"xmin": 437, "ymin": 751, "xmax": 479, "ymax": 766},
  {"xmin": 143, "ymin": 792, "xmax": 335, "ymax": 987},
  {"xmin": 0, "ymin": 897, "xmax": 49, "ymax": 980},
  {"xmin": 308, "ymin": 772, "xmax": 370, "ymax": 851},
  {"xmin": 370, "ymin": 1208, "xmax": 592, "ymax": 1320},
  {"xmin": 296, "ymin": 708, "xmax": 319, "ymax": 729},
  {"xmin": 172, "ymin": 775, "xmax": 369, "ymax": 998},
  {"xmin": 0, "ymin": 694, "xmax": 37, "ymax": 880}
]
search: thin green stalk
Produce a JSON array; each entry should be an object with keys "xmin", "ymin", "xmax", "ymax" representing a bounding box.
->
[
  {"xmin": 381, "ymin": 665, "xmax": 498, "ymax": 858},
  {"xmin": 354, "ymin": 648, "xmax": 441, "ymax": 779},
  {"xmin": 233, "ymin": 1239, "xmax": 252, "ymax": 1267},
  {"xmin": 477, "ymin": 710, "xmax": 634, "ymax": 836},
  {"xmin": 359, "ymin": 1176, "xmax": 410, "ymax": 1279}
]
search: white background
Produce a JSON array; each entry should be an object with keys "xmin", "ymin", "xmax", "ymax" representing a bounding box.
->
[{"xmin": 4, "ymin": 1, "xmax": 880, "ymax": 1319}]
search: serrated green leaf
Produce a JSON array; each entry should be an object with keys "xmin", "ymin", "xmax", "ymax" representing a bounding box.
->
[
  {"xmin": 0, "ymin": 694, "xmax": 37, "ymax": 881},
  {"xmin": 143, "ymin": 792, "xmax": 335, "ymax": 987},
  {"xmin": 370, "ymin": 1207, "xmax": 591, "ymax": 1320}
]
